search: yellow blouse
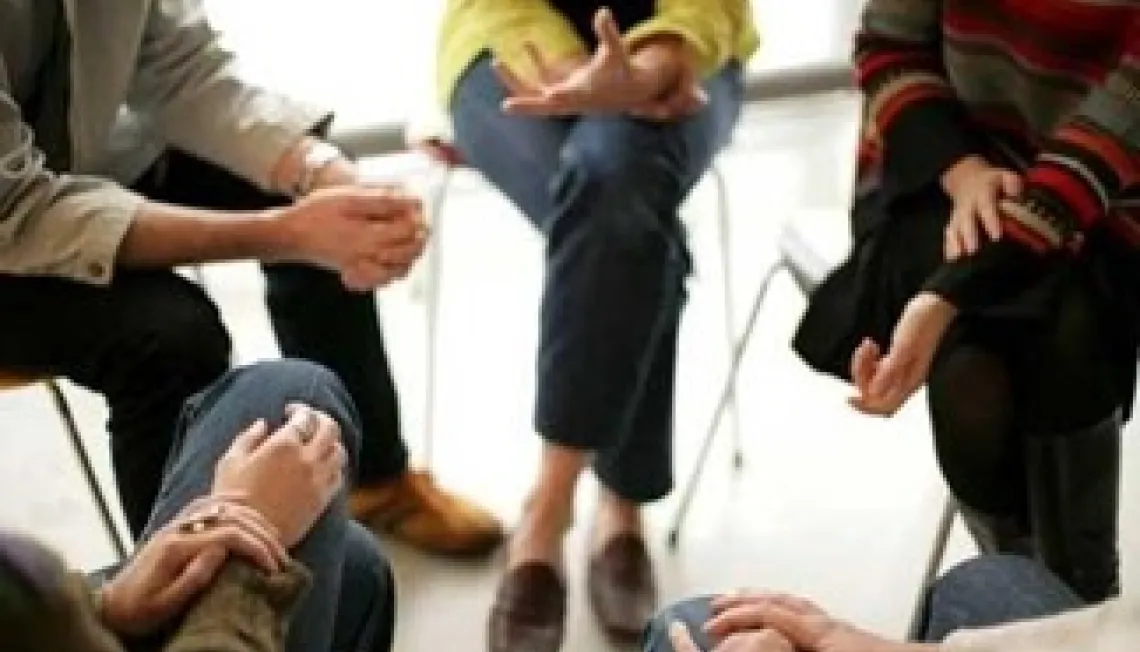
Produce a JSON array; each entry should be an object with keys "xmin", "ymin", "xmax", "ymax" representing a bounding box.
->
[{"xmin": 436, "ymin": 0, "xmax": 760, "ymax": 107}]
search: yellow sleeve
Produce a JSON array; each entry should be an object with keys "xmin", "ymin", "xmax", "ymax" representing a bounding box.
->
[
  {"xmin": 438, "ymin": 0, "xmax": 588, "ymax": 99},
  {"xmin": 623, "ymin": 0, "xmax": 759, "ymax": 75}
]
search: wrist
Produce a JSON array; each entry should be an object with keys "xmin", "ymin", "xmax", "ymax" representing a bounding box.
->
[
  {"xmin": 256, "ymin": 207, "xmax": 303, "ymax": 262},
  {"xmin": 272, "ymin": 137, "xmax": 349, "ymax": 197},
  {"xmin": 310, "ymin": 157, "xmax": 358, "ymax": 192},
  {"xmin": 916, "ymin": 290, "xmax": 960, "ymax": 322}
]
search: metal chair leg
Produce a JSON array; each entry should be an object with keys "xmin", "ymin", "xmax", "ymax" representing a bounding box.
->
[
  {"xmin": 711, "ymin": 165, "xmax": 744, "ymax": 471},
  {"xmin": 422, "ymin": 164, "xmax": 453, "ymax": 469},
  {"xmin": 668, "ymin": 257, "xmax": 786, "ymax": 549},
  {"xmin": 906, "ymin": 495, "xmax": 958, "ymax": 640},
  {"xmin": 46, "ymin": 379, "xmax": 130, "ymax": 561}
]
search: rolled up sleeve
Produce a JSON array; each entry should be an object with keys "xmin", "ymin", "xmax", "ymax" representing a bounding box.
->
[
  {"xmin": 132, "ymin": 0, "xmax": 332, "ymax": 192},
  {"xmin": 0, "ymin": 84, "xmax": 141, "ymax": 285},
  {"xmin": 624, "ymin": 0, "xmax": 759, "ymax": 76}
]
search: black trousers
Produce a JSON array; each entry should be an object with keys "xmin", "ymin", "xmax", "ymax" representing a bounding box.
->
[
  {"xmin": 797, "ymin": 188, "xmax": 1133, "ymax": 516},
  {"xmin": 0, "ymin": 151, "xmax": 408, "ymax": 537}
]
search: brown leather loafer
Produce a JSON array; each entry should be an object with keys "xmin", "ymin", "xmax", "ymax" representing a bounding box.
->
[
  {"xmin": 488, "ymin": 562, "xmax": 566, "ymax": 652},
  {"xmin": 587, "ymin": 534, "xmax": 658, "ymax": 643},
  {"xmin": 351, "ymin": 470, "xmax": 504, "ymax": 557}
]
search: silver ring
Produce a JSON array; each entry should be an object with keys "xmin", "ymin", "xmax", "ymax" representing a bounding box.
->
[{"xmin": 295, "ymin": 411, "xmax": 319, "ymax": 443}]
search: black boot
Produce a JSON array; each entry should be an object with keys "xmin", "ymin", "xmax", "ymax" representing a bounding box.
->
[
  {"xmin": 956, "ymin": 501, "xmax": 1035, "ymax": 558},
  {"xmin": 1025, "ymin": 411, "xmax": 1122, "ymax": 602}
]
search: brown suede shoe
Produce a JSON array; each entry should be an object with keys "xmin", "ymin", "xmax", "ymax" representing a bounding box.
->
[
  {"xmin": 587, "ymin": 534, "xmax": 658, "ymax": 644},
  {"xmin": 488, "ymin": 562, "xmax": 566, "ymax": 652},
  {"xmin": 351, "ymin": 470, "xmax": 505, "ymax": 557}
]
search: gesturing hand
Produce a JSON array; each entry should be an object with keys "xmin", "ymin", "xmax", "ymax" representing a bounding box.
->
[
  {"xmin": 99, "ymin": 499, "xmax": 286, "ymax": 637},
  {"xmin": 702, "ymin": 592, "xmax": 929, "ymax": 652},
  {"xmin": 941, "ymin": 156, "xmax": 1023, "ymax": 260},
  {"xmin": 495, "ymin": 8, "xmax": 669, "ymax": 116},
  {"xmin": 213, "ymin": 404, "xmax": 347, "ymax": 548},
  {"xmin": 848, "ymin": 292, "xmax": 958, "ymax": 417}
]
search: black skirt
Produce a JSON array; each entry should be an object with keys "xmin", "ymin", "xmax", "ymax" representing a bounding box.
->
[{"xmin": 792, "ymin": 186, "xmax": 1140, "ymax": 418}]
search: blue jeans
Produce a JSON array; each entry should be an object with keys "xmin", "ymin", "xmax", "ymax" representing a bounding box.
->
[
  {"xmin": 642, "ymin": 556, "xmax": 1082, "ymax": 651},
  {"xmin": 451, "ymin": 55, "xmax": 744, "ymax": 501},
  {"xmin": 137, "ymin": 360, "xmax": 396, "ymax": 652},
  {"xmin": 919, "ymin": 555, "xmax": 1083, "ymax": 641}
]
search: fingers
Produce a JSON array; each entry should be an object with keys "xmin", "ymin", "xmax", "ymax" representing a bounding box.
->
[
  {"xmin": 284, "ymin": 405, "xmax": 346, "ymax": 492},
  {"xmin": 629, "ymin": 82, "xmax": 706, "ymax": 121},
  {"xmin": 493, "ymin": 58, "xmax": 540, "ymax": 101},
  {"xmin": 593, "ymin": 8, "xmax": 630, "ymax": 74},
  {"xmin": 708, "ymin": 603, "xmax": 819, "ymax": 649},
  {"xmin": 668, "ymin": 622, "xmax": 703, "ymax": 652},
  {"xmin": 191, "ymin": 522, "xmax": 282, "ymax": 572},
  {"xmin": 957, "ymin": 201, "xmax": 980, "ymax": 255},
  {"xmin": 851, "ymin": 352, "xmax": 912, "ymax": 417},
  {"xmin": 214, "ymin": 502, "xmax": 287, "ymax": 568},
  {"xmin": 295, "ymin": 407, "xmax": 340, "ymax": 459},
  {"xmin": 524, "ymin": 42, "xmax": 556, "ymax": 85},
  {"xmin": 978, "ymin": 195, "xmax": 1003, "ymax": 243},
  {"xmin": 229, "ymin": 419, "xmax": 270, "ymax": 455},
  {"xmin": 710, "ymin": 592, "xmax": 820, "ymax": 617},
  {"xmin": 501, "ymin": 94, "xmax": 584, "ymax": 117},
  {"xmin": 867, "ymin": 347, "xmax": 904, "ymax": 400},
  {"xmin": 151, "ymin": 544, "xmax": 227, "ymax": 619},
  {"xmin": 1000, "ymin": 171, "xmax": 1023, "ymax": 199},
  {"xmin": 341, "ymin": 185, "xmax": 423, "ymax": 220},
  {"xmin": 944, "ymin": 224, "xmax": 962, "ymax": 261},
  {"xmin": 340, "ymin": 261, "xmax": 405, "ymax": 291},
  {"xmin": 850, "ymin": 337, "xmax": 879, "ymax": 395},
  {"xmin": 704, "ymin": 603, "xmax": 771, "ymax": 638}
]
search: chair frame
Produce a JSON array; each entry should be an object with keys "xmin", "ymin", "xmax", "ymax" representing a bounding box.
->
[{"xmin": 4, "ymin": 378, "xmax": 131, "ymax": 561}]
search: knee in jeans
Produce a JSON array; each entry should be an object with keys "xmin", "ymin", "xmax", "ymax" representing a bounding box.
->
[
  {"xmin": 554, "ymin": 143, "xmax": 683, "ymax": 253},
  {"xmin": 933, "ymin": 555, "xmax": 1044, "ymax": 606},
  {"xmin": 238, "ymin": 359, "xmax": 362, "ymax": 464},
  {"xmin": 644, "ymin": 597, "xmax": 714, "ymax": 650}
]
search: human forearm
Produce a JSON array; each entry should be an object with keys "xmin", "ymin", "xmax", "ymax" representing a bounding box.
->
[
  {"xmin": 116, "ymin": 203, "xmax": 293, "ymax": 269},
  {"xmin": 623, "ymin": 0, "xmax": 753, "ymax": 75},
  {"xmin": 268, "ymin": 136, "xmax": 358, "ymax": 198}
]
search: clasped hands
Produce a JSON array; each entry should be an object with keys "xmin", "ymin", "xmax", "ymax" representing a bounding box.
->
[
  {"xmin": 668, "ymin": 592, "xmax": 919, "ymax": 652},
  {"xmin": 493, "ymin": 8, "xmax": 706, "ymax": 121}
]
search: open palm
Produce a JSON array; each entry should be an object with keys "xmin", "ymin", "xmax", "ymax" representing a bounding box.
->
[
  {"xmin": 495, "ymin": 8, "xmax": 659, "ymax": 116},
  {"xmin": 848, "ymin": 292, "xmax": 958, "ymax": 417}
]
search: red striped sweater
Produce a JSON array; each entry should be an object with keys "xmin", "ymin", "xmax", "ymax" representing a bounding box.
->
[{"xmin": 855, "ymin": 0, "xmax": 1140, "ymax": 266}]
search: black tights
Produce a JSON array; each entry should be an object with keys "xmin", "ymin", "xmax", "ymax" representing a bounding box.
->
[{"xmin": 926, "ymin": 283, "xmax": 1120, "ymax": 516}]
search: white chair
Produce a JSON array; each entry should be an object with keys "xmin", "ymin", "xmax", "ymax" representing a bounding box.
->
[
  {"xmin": 665, "ymin": 222, "xmax": 833, "ymax": 546},
  {"xmin": 404, "ymin": 116, "xmax": 743, "ymax": 473}
]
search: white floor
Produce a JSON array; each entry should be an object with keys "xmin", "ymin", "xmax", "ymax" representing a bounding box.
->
[{"xmin": 5, "ymin": 92, "xmax": 1140, "ymax": 651}]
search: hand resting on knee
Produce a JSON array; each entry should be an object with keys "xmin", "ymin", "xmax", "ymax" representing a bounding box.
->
[{"xmin": 99, "ymin": 404, "xmax": 346, "ymax": 639}]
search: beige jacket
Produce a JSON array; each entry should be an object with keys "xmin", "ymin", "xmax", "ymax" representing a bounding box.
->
[
  {"xmin": 0, "ymin": 0, "xmax": 327, "ymax": 285},
  {"xmin": 943, "ymin": 596, "xmax": 1140, "ymax": 652}
]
